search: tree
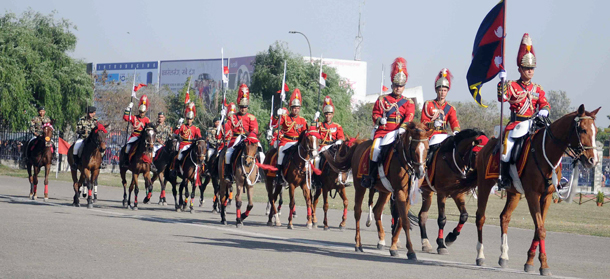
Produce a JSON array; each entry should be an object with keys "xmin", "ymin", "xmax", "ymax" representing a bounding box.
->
[
  {"xmin": 452, "ymin": 100, "xmax": 505, "ymax": 137},
  {"xmin": 0, "ymin": 10, "xmax": 92, "ymax": 131},
  {"xmin": 546, "ymin": 90, "xmax": 573, "ymax": 122}
]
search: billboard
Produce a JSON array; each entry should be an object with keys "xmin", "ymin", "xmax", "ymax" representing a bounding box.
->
[
  {"xmin": 159, "ymin": 59, "xmax": 227, "ymax": 107},
  {"xmin": 95, "ymin": 61, "xmax": 159, "ymax": 85},
  {"xmin": 306, "ymin": 57, "xmax": 367, "ymax": 105},
  {"xmin": 228, "ymin": 56, "xmax": 255, "ymax": 89}
]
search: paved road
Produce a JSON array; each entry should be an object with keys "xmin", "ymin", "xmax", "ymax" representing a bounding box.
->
[{"xmin": 0, "ymin": 175, "xmax": 606, "ymax": 279}]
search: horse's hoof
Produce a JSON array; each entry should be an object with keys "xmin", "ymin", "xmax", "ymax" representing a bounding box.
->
[
  {"xmin": 445, "ymin": 232, "xmax": 458, "ymax": 247},
  {"xmin": 87, "ymin": 204, "xmax": 93, "ymax": 209},
  {"xmin": 406, "ymin": 252, "xmax": 417, "ymax": 261},
  {"xmin": 265, "ymin": 211, "xmax": 269, "ymax": 216},
  {"xmin": 498, "ymin": 258, "xmax": 508, "ymax": 268},
  {"xmin": 176, "ymin": 208, "xmax": 182, "ymax": 212},
  {"xmin": 28, "ymin": 193, "xmax": 33, "ymax": 199},
  {"xmin": 366, "ymin": 220, "xmax": 372, "ymax": 227},
  {"xmin": 324, "ymin": 226, "xmax": 329, "ymax": 231},
  {"xmin": 275, "ymin": 222, "xmax": 282, "ymax": 227},
  {"xmin": 307, "ymin": 223, "xmax": 313, "ymax": 229},
  {"xmin": 267, "ymin": 221, "xmax": 273, "ymax": 226},
  {"xmin": 189, "ymin": 209, "xmax": 194, "ymax": 214},
  {"xmin": 437, "ymin": 248, "xmax": 449, "ymax": 255},
  {"xmin": 524, "ymin": 264, "xmax": 535, "ymax": 273},
  {"xmin": 212, "ymin": 209, "xmax": 218, "ymax": 214},
  {"xmin": 82, "ymin": 193, "xmax": 87, "ymax": 198},
  {"xmin": 476, "ymin": 258, "xmax": 485, "ymax": 266},
  {"xmin": 339, "ymin": 225, "xmax": 346, "ymax": 232},
  {"xmin": 287, "ymin": 224, "xmax": 294, "ymax": 230},
  {"xmin": 44, "ymin": 197, "xmax": 48, "ymax": 202},
  {"xmin": 355, "ymin": 246, "xmax": 364, "ymax": 253},
  {"xmin": 221, "ymin": 220, "xmax": 227, "ymax": 226},
  {"xmin": 93, "ymin": 198, "xmax": 97, "ymax": 203},
  {"xmin": 162, "ymin": 202, "xmax": 167, "ymax": 206},
  {"xmin": 389, "ymin": 250, "xmax": 399, "ymax": 257},
  {"xmin": 73, "ymin": 203, "xmax": 80, "ymax": 207},
  {"xmin": 540, "ymin": 268, "xmax": 552, "ymax": 276},
  {"xmin": 32, "ymin": 196, "xmax": 37, "ymax": 201},
  {"xmin": 377, "ymin": 243, "xmax": 385, "ymax": 250},
  {"xmin": 236, "ymin": 222, "xmax": 243, "ymax": 228},
  {"xmin": 132, "ymin": 206, "xmax": 138, "ymax": 211}
]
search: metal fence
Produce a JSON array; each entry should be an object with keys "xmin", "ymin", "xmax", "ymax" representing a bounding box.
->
[{"xmin": 561, "ymin": 156, "xmax": 596, "ymax": 187}]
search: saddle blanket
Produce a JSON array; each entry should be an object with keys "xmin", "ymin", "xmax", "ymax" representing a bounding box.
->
[
  {"xmin": 356, "ymin": 146, "xmax": 393, "ymax": 179},
  {"xmin": 485, "ymin": 138, "xmax": 531, "ymax": 179}
]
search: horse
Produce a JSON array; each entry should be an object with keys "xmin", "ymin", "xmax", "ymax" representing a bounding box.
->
[
  {"xmin": 149, "ymin": 135, "xmax": 178, "ymax": 206},
  {"xmin": 197, "ymin": 146, "xmax": 221, "ymax": 212},
  {"xmin": 472, "ymin": 105, "xmax": 600, "ymax": 275},
  {"xmin": 26, "ymin": 123, "xmax": 55, "ymax": 201},
  {"xmin": 218, "ymin": 136, "xmax": 263, "ymax": 227},
  {"xmin": 403, "ymin": 129, "xmax": 487, "ymax": 255},
  {"xmin": 67, "ymin": 123, "xmax": 109, "ymax": 209},
  {"xmin": 311, "ymin": 140, "xmax": 354, "ymax": 231},
  {"xmin": 165, "ymin": 139, "xmax": 207, "ymax": 212},
  {"xmin": 119, "ymin": 124, "xmax": 156, "ymax": 210},
  {"xmin": 325, "ymin": 122, "xmax": 431, "ymax": 259},
  {"xmin": 263, "ymin": 129, "xmax": 320, "ymax": 229}
]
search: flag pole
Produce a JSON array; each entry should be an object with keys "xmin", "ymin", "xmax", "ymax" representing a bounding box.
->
[
  {"xmin": 498, "ymin": 0, "xmax": 507, "ymax": 185},
  {"xmin": 316, "ymin": 56, "xmax": 323, "ymax": 118},
  {"xmin": 125, "ymin": 67, "xmax": 136, "ymax": 144}
]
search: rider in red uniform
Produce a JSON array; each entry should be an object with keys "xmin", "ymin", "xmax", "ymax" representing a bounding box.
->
[
  {"xmin": 314, "ymin": 96, "xmax": 345, "ymax": 170},
  {"xmin": 271, "ymin": 88, "xmax": 308, "ymax": 184},
  {"xmin": 174, "ymin": 102, "xmax": 202, "ymax": 160},
  {"xmin": 497, "ymin": 33, "xmax": 550, "ymax": 188},
  {"xmin": 122, "ymin": 94, "xmax": 151, "ymax": 167},
  {"xmin": 363, "ymin": 57, "xmax": 415, "ymax": 188},
  {"xmin": 223, "ymin": 84, "xmax": 260, "ymax": 183},
  {"xmin": 421, "ymin": 68, "xmax": 461, "ymax": 153}
]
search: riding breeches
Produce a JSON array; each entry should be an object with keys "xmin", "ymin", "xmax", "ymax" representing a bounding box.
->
[
  {"xmin": 153, "ymin": 143, "xmax": 163, "ymax": 158},
  {"xmin": 177, "ymin": 144, "xmax": 190, "ymax": 161},
  {"xmin": 278, "ymin": 141, "xmax": 297, "ymax": 166},
  {"xmin": 125, "ymin": 136, "xmax": 139, "ymax": 154},
  {"xmin": 73, "ymin": 139, "xmax": 84, "ymax": 156}
]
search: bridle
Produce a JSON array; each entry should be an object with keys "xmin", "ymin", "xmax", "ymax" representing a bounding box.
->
[
  {"xmin": 397, "ymin": 129, "xmax": 428, "ymax": 172},
  {"xmin": 190, "ymin": 139, "xmax": 206, "ymax": 165},
  {"xmin": 538, "ymin": 115, "xmax": 595, "ymax": 160}
]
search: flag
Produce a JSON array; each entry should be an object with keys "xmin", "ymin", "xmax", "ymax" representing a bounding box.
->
[
  {"xmin": 466, "ymin": 0, "xmax": 505, "ymax": 108},
  {"xmin": 277, "ymin": 84, "xmax": 289, "ymax": 93},
  {"xmin": 223, "ymin": 66, "xmax": 229, "ymax": 75},
  {"xmin": 382, "ymin": 85, "xmax": 389, "ymax": 92},
  {"xmin": 185, "ymin": 76, "xmax": 192, "ymax": 104},
  {"xmin": 133, "ymin": 83, "xmax": 146, "ymax": 93},
  {"xmin": 319, "ymin": 62, "xmax": 326, "ymax": 89},
  {"xmin": 58, "ymin": 137, "xmax": 71, "ymax": 155}
]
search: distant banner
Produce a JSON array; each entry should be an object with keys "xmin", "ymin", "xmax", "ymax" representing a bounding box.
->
[
  {"xmin": 228, "ymin": 56, "xmax": 255, "ymax": 89},
  {"xmin": 159, "ymin": 59, "xmax": 227, "ymax": 107},
  {"xmin": 95, "ymin": 61, "xmax": 159, "ymax": 85}
]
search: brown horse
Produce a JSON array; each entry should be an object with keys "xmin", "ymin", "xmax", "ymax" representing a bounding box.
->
[
  {"xmin": 264, "ymin": 129, "xmax": 320, "ymax": 229},
  {"xmin": 198, "ymin": 146, "xmax": 220, "ymax": 212},
  {"xmin": 67, "ymin": 123, "xmax": 109, "ymax": 209},
  {"xmin": 404, "ymin": 129, "xmax": 487, "ymax": 255},
  {"xmin": 325, "ymin": 122, "xmax": 430, "ymax": 259},
  {"xmin": 473, "ymin": 105, "xmax": 600, "ymax": 275},
  {"xmin": 150, "ymin": 136, "xmax": 178, "ymax": 206},
  {"xmin": 218, "ymin": 137, "xmax": 261, "ymax": 227},
  {"xmin": 26, "ymin": 123, "xmax": 55, "ymax": 201},
  {"xmin": 119, "ymin": 125, "xmax": 156, "ymax": 210},
  {"xmin": 312, "ymin": 142, "xmax": 352, "ymax": 231},
  {"xmin": 165, "ymin": 139, "xmax": 207, "ymax": 212}
]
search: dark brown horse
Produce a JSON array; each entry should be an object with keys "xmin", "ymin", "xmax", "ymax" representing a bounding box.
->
[
  {"xmin": 198, "ymin": 147, "xmax": 220, "ymax": 212},
  {"xmin": 325, "ymin": 122, "xmax": 431, "ymax": 260},
  {"xmin": 312, "ymin": 141, "xmax": 353, "ymax": 231},
  {"xmin": 149, "ymin": 136, "xmax": 178, "ymax": 206},
  {"xmin": 404, "ymin": 129, "xmax": 487, "ymax": 255},
  {"xmin": 67, "ymin": 123, "xmax": 109, "ymax": 209},
  {"xmin": 119, "ymin": 125, "xmax": 156, "ymax": 210},
  {"xmin": 473, "ymin": 105, "xmax": 599, "ymax": 275},
  {"xmin": 26, "ymin": 123, "xmax": 55, "ymax": 201},
  {"xmin": 218, "ymin": 137, "xmax": 262, "ymax": 227},
  {"xmin": 264, "ymin": 129, "xmax": 320, "ymax": 229},
  {"xmin": 165, "ymin": 139, "xmax": 207, "ymax": 212}
]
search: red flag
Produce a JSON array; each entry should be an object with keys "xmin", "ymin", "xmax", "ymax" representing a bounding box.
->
[
  {"xmin": 277, "ymin": 84, "xmax": 290, "ymax": 93},
  {"xmin": 133, "ymin": 83, "xmax": 147, "ymax": 92},
  {"xmin": 321, "ymin": 72, "xmax": 327, "ymax": 80},
  {"xmin": 58, "ymin": 137, "xmax": 71, "ymax": 155},
  {"xmin": 382, "ymin": 85, "xmax": 389, "ymax": 92},
  {"xmin": 223, "ymin": 66, "xmax": 229, "ymax": 75},
  {"xmin": 185, "ymin": 91, "xmax": 190, "ymax": 104}
]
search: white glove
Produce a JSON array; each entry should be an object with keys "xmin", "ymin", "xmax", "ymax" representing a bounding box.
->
[
  {"xmin": 128, "ymin": 102, "xmax": 133, "ymax": 109},
  {"xmin": 499, "ymin": 70, "xmax": 507, "ymax": 80},
  {"xmin": 314, "ymin": 111, "xmax": 320, "ymax": 121},
  {"xmin": 398, "ymin": 128, "xmax": 406, "ymax": 134},
  {"xmin": 537, "ymin": 110, "xmax": 549, "ymax": 117},
  {"xmin": 277, "ymin": 108, "xmax": 285, "ymax": 116},
  {"xmin": 334, "ymin": 140, "xmax": 343, "ymax": 146},
  {"xmin": 453, "ymin": 130, "xmax": 459, "ymax": 135},
  {"xmin": 434, "ymin": 119, "xmax": 443, "ymax": 128},
  {"xmin": 220, "ymin": 108, "xmax": 227, "ymax": 116},
  {"xmin": 178, "ymin": 118, "xmax": 184, "ymax": 125},
  {"xmin": 266, "ymin": 130, "xmax": 273, "ymax": 141},
  {"xmin": 379, "ymin": 117, "xmax": 387, "ymax": 125}
]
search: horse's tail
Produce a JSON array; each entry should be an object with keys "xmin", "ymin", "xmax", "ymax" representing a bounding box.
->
[
  {"xmin": 324, "ymin": 141, "xmax": 361, "ymax": 173},
  {"xmin": 443, "ymin": 169, "xmax": 479, "ymax": 195}
]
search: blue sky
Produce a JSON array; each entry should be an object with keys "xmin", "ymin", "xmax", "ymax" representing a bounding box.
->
[{"xmin": 5, "ymin": 0, "xmax": 610, "ymax": 127}]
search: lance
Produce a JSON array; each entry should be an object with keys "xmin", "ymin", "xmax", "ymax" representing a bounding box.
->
[
  {"xmin": 316, "ymin": 55, "xmax": 323, "ymax": 121},
  {"xmin": 374, "ymin": 64, "xmax": 385, "ymax": 131},
  {"xmin": 124, "ymin": 67, "xmax": 137, "ymax": 144},
  {"xmin": 268, "ymin": 60, "xmax": 287, "ymax": 140},
  {"xmin": 217, "ymin": 48, "xmax": 228, "ymax": 136},
  {"xmin": 497, "ymin": 4, "xmax": 507, "ymax": 185}
]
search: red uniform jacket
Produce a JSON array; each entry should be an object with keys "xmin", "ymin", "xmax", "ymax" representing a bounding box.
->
[
  {"xmin": 270, "ymin": 131, "xmax": 279, "ymax": 148},
  {"xmin": 498, "ymin": 79, "xmax": 550, "ymax": 130},
  {"xmin": 272, "ymin": 114, "xmax": 308, "ymax": 147},
  {"xmin": 318, "ymin": 122, "xmax": 345, "ymax": 147},
  {"xmin": 174, "ymin": 124, "xmax": 202, "ymax": 150},
  {"xmin": 224, "ymin": 113, "xmax": 259, "ymax": 146},
  {"xmin": 123, "ymin": 110, "xmax": 150, "ymax": 139},
  {"xmin": 421, "ymin": 100, "xmax": 460, "ymax": 136},
  {"xmin": 372, "ymin": 94, "xmax": 415, "ymax": 138}
]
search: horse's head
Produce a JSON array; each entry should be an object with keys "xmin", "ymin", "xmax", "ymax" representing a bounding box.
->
[
  {"xmin": 402, "ymin": 122, "xmax": 430, "ymax": 179},
  {"xmin": 570, "ymin": 105, "xmax": 601, "ymax": 168},
  {"xmin": 90, "ymin": 123, "xmax": 109, "ymax": 152},
  {"xmin": 299, "ymin": 126, "xmax": 321, "ymax": 159},
  {"xmin": 242, "ymin": 133, "xmax": 260, "ymax": 168},
  {"xmin": 167, "ymin": 134, "xmax": 179, "ymax": 153},
  {"xmin": 445, "ymin": 129, "xmax": 488, "ymax": 172},
  {"xmin": 194, "ymin": 139, "xmax": 207, "ymax": 165},
  {"xmin": 143, "ymin": 124, "xmax": 156, "ymax": 153},
  {"xmin": 41, "ymin": 123, "xmax": 54, "ymax": 147}
]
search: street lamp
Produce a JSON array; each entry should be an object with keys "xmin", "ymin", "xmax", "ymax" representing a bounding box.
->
[{"xmin": 289, "ymin": 31, "xmax": 312, "ymax": 64}]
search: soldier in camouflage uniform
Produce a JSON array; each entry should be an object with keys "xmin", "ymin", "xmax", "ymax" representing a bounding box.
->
[
  {"xmin": 25, "ymin": 106, "xmax": 52, "ymax": 159},
  {"xmin": 206, "ymin": 117, "xmax": 221, "ymax": 158},
  {"xmin": 153, "ymin": 112, "xmax": 173, "ymax": 156},
  {"xmin": 72, "ymin": 106, "xmax": 99, "ymax": 166}
]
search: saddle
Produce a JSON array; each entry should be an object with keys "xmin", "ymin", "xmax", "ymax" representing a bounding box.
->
[
  {"xmin": 357, "ymin": 144, "xmax": 394, "ymax": 180},
  {"xmin": 486, "ymin": 136, "xmax": 532, "ymax": 179}
]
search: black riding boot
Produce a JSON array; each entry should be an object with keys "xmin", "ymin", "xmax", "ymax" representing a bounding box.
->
[
  {"xmin": 497, "ymin": 161, "xmax": 511, "ymax": 190},
  {"xmin": 224, "ymin": 163, "xmax": 233, "ymax": 183},
  {"xmin": 275, "ymin": 164, "xmax": 284, "ymax": 185},
  {"xmin": 362, "ymin": 161, "xmax": 378, "ymax": 189}
]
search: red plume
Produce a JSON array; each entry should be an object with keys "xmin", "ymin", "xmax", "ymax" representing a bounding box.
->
[{"xmin": 390, "ymin": 57, "xmax": 408, "ymax": 83}]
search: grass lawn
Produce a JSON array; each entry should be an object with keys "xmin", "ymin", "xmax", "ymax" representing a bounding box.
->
[{"xmin": 2, "ymin": 164, "xmax": 609, "ymax": 237}]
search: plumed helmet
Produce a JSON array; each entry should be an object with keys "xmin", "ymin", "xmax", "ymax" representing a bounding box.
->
[
  {"xmin": 517, "ymin": 33, "xmax": 536, "ymax": 68},
  {"xmin": 138, "ymin": 94, "xmax": 148, "ymax": 112},
  {"xmin": 237, "ymin": 84, "xmax": 250, "ymax": 107},
  {"xmin": 289, "ymin": 88, "xmax": 302, "ymax": 107},
  {"xmin": 322, "ymin": 95, "xmax": 334, "ymax": 114},
  {"xmin": 185, "ymin": 102, "xmax": 196, "ymax": 119},
  {"xmin": 227, "ymin": 102, "xmax": 236, "ymax": 117},
  {"xmin": 434, "ymin": 68, "xmax": 453, "ymax": 90},
  {"xmin": 390, "ymin": 57, "xmax": 408, "ymax": 86}
]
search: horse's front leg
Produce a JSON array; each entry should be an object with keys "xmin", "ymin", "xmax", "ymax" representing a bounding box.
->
[
  {"xmin": 523, "ymin": 190, "xmax": 551, "ymax": 276},
  {"xmin": 121, "ymin": 168, "xmax": 128, "ymax": 208},
  {"xmin": 395, "ymin": 189, "xmax": 416, "ymax": 260},
  {"xmin": 445, "ymin": 192, "xmax": 469, "ymax": 247},
  {"xmin": 374, "ymin": 191, "xmax": 391, "ymax": 250},
  {"xmin": 32, "ymin": 165, "xmax": 40, "ymax": 200},
  {"xmin": 200, "ymin": 175, "xmax": 211, "ymax": 207},
  {"xmin": 27, "ymin": 162, "xmax": 34, "ymax": 199},
  {"xmin": 131, "ymin": 173, "xmax": 139, "ymax": 210},
  {"xmin": 218, "ymin": 180, "xmax": 228, "ymax": 225},
  {"xmin": 287, "ymin": 184, "xmax": 296, "ymax": 230},
  {"xmin": 416, "ymin": 189, "xmax": 434, "ymax": 253},
  {"xmin": 436, "ymin": 193, "xmax": 449, "ymax": 255},
  {"xmin": 497, "ymin": 191, "xmax": 521, "ymax": 268},
  {"xmin": 302, "ymin": 183, "xmax": 313, "ymax": 229},
  {"xmin": 338, "ymin": 186, "xmax": 348, "ymax": 231},
  {"xmin": 241, "ymin": 183, "xmax": 254, "ymax": 223},
  {"xmin": 234, "ymin": 181, "xmax": 243, "ymax": 228},
  {"xmin": 82, "ymin": 168, "xmax": 94, "ymax": 209},
  {"xmin": 311, "ymin": 184, "xmax": 322, "ymax": 228}
]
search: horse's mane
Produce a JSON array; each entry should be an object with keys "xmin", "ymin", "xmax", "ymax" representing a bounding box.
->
[{"xmin": 439, "ymin": 128, "xmax": 485, "ymax": 153}]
